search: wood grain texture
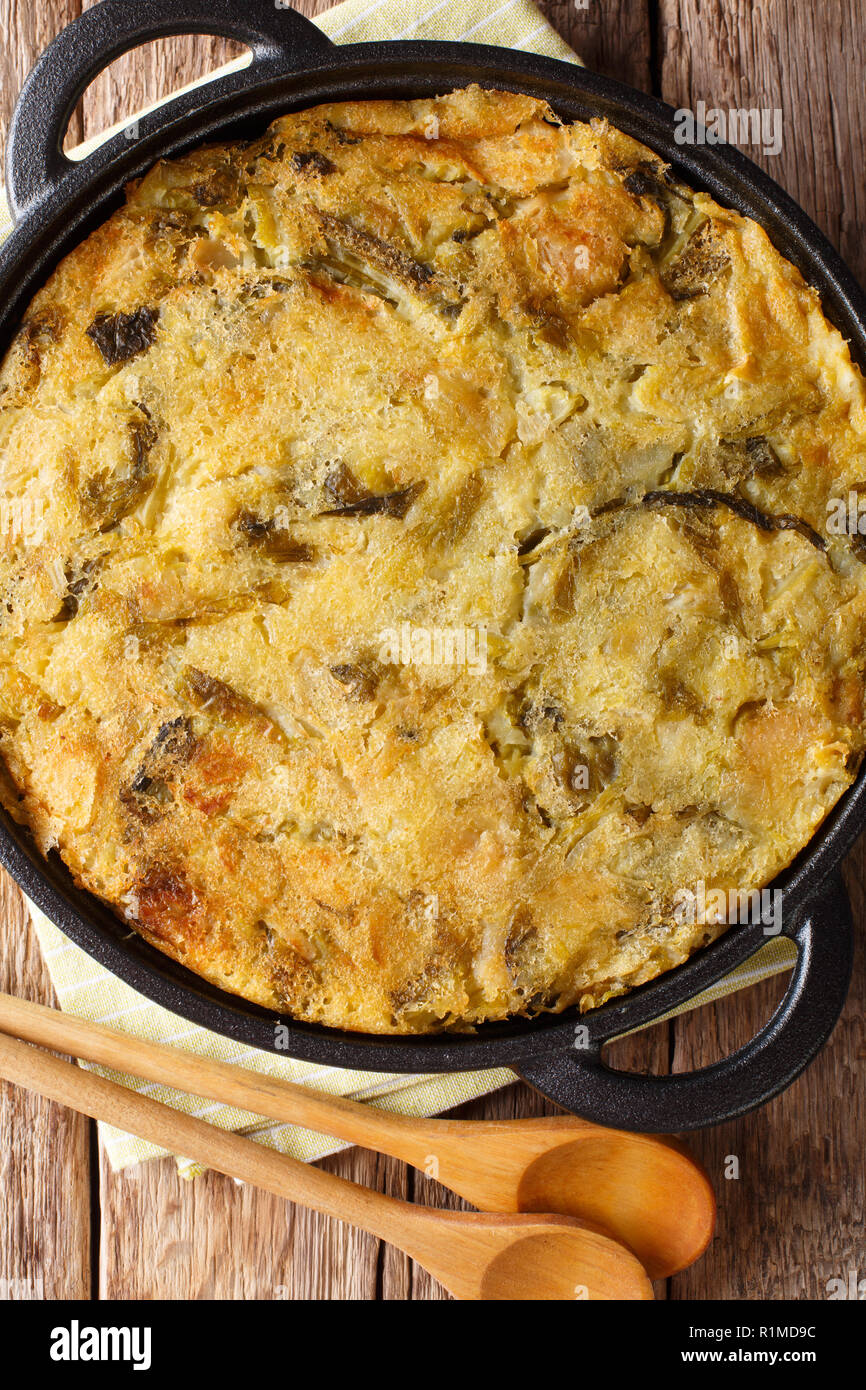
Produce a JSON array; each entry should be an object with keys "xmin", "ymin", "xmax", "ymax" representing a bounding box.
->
[
  {"xmin": 658, "ymin": 0, "xmax": 866, "ymax": 284},
  {"xmin": 77, "ymin": 0, "xmax": 244, "ymax": 146},
  {"xmin": 0, "ymin": 869, "xmax": 91, "ymax": 1300},
  {"xmin": 98, "ymin": 1142, "xmax": 413, "ymax": 1300},
  {"xmin": 0, "ymin": 0, "xmax": 83, "ymax": 157},
  {"xmin": 0, "ymin": 0, "xmax": 863, "ymax": 1302},
  {"xmin": 670, "ymin": 909, "xmax": 865, "ymax": 1300},
  {"xmin": 538, "ymin": 1, "xmax": 653, "ymax": 91}
]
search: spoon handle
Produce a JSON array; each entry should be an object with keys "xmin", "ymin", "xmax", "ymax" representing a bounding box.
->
[
  {"xmin": 0, "ymin": 990, "xmax": 431, "ymax": 1155},
  {"xmin": 0, "ymin": 1027, "xmax": 425, "ymax": 1249}
]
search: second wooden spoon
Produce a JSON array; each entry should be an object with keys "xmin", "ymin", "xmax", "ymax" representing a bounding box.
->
[
  {"xmin": 0, "ymin": 1030, "xmax": 653, "ymax": 1301},
  {"xmin": 0, "ymin": 991, "xmax": 714, "ymax": 1278}
]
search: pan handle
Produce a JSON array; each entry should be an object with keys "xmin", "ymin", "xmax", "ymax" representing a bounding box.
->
[
  {"xmin": 5, "ymin": 0, "xmax": 334, "ymax": 218},
  {"xmin": 516, "ymin": 871, "xmax": 853, "ymax": 1132}
]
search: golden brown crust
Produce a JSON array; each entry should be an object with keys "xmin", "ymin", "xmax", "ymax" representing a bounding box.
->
[{"xmin": 1, "ymin": 86, "xmax": 866, "ymax": 1031}]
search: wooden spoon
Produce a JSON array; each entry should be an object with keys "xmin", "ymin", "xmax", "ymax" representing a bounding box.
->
[
  {"xmin": 0, "ymin": 992, "xmax": 714, "ymax": 1277},
  {"xmin": 0, "ymin": 1030, "xmax": 652, "ymax": 1300}
]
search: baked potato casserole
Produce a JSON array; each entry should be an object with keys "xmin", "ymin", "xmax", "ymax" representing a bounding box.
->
[{"xmin": 1, "ymin": 86, "xmax": 865, "ymax": 1032}]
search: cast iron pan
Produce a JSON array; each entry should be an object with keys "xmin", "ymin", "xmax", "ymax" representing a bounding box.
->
[{"xmin": 0, "ymin": 0, "xmax": 860, "ymax": 1131}]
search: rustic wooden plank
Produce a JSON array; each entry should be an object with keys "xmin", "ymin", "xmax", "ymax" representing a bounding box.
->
[
  {"xmin": 0, "ymin": 0, "xmax": 83, "ymax": 162},
  {"xmin": 78, "ymin": 0, "xmax": 244, "ymax": 145},
  {"xmin": 98, "ymin": 1134, "xmax": 412, "ymax": 1299},
  {"xmin": 670, "ymin": 902, "xmax": 865, "ymax": 1301},
  {"xmin": 658, "ymin": 0, "xmax": 866, "ymax": 285},
  {"xmin": 543, "ymin": 0, "xmax": 653, "ymax": 91},
  {"xmin": 0, "ymin": 868, "xmax": 91, "ymax": 1300}
]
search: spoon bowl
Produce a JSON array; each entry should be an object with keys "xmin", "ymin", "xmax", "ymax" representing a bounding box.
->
[
  {"xmin": 515, "ymin": 1131, "xmax": 715, "ymax": 1278},
  {"xmin": 474, "ymin": 1221, "xmax": 655, "ymax": 1302}
]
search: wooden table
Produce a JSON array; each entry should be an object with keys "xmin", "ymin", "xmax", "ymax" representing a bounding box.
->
[{"xmin": 1, "ymin": 0, "xmax": 864, "ymax": 1301}]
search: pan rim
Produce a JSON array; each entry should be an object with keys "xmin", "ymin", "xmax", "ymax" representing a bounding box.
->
[{"xmin": 0, "ymin": 38, "xmax": 862, "ymax": 1067}]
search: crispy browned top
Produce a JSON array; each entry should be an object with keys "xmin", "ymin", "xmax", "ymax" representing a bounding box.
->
[{"xmin": 1, "ymin": 86, "xmax": 865, "ymax": 1031}]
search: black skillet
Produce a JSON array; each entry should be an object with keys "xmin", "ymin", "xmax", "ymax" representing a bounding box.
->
[{"xmin": 0, "ymin": 0, "xmax": 859, "ymax": 1131}]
